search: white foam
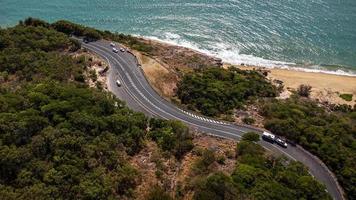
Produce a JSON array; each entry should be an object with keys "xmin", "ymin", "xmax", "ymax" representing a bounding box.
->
[{"xmin": 140, "ymin": 32, "xmax": 356, "ymax": 77}]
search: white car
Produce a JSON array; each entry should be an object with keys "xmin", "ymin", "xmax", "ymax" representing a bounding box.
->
[
  {"xmin": 112, "ymin": 48, "xmax": 119, "ymax": 53},
  {"xmin": 116, "ymin": 79, "xmax": 121, "ymax": 87},
  {"xmin": 120, "ymin": 47, "xmax": 125, "ymax": 52},
  {"xmin": 275, "ymin": 137, "xmax": 288, "ymax": 148},
  {"xmin": 110, "ymin": 42, "xmax": 115, "ymax": 47}
]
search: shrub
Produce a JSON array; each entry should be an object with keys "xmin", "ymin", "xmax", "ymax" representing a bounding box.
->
[
  {"xmin": 89, "ymin": 69, "xmax": 97, "ymax": 82},
  {"xmin": 192, "ymin": 149, "xmax": 216, "ymax": 174},
  {"xmin": 241, "ymin": 132, "xmax": 260, "ymax": 142},
  {"xmin": 261, "ymin": 98, "xmax": 356, "ymax": 199},
  {"xmin": 217, "ymin": 155, "xmax": 226, "ymax": 165},
  {"xmin": 193, "ymin": 172, "xmax": 239, "ymax": 200},
  {"xmin": 149, "ymin": 119, "xmax": 193, "ymax": 159},
  {"xmin": 146, "ymin": 185, "xmax": 173, "ymax": 200},
  {"xmin": 297, "ymin": 84, "xmax": 312, "ymax": 97},
  {"xmin": 177, "ymin": 67, "xmax": 278, "ymax": 117},
  {"xmin": 339, "ymin": 93, "xmax": 353, "ymax": 101},
  {"xmin": 242, "ymin": 117, "xmax": 255, "ymax": 125}
]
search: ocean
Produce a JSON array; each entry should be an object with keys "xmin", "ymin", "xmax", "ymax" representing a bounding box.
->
[{"xmin": 1, "ymin": 0, "xmax": 356, "ymax": 75}]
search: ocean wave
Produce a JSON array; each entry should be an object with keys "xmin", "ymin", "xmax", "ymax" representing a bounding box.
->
[{"xmin": 142, "ymin": 32, "xmax": 356, "ymax": 77}]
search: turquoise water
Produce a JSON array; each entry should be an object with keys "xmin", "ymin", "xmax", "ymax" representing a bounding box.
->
[{"xmin": 1, "ymin": 0, "xmax": 356, "ymax": 75}]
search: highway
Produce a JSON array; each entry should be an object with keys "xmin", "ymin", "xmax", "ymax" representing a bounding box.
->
[{"xmin": 81, "ymin": 40, "xmax": 344, "ymax": 200}]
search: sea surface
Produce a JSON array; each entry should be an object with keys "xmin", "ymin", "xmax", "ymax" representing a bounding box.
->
[{"xmin": 1, "ymin": 0, "xmax": 356, "ymax": 75}]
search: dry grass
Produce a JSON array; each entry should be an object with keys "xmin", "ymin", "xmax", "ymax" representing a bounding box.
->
[
  {"xmin": 134, "ymin": 49, "xmax": 180, "ymax": 100},
  {"xmin": 129, "ymin": 134, "xmax": 238, "ymax": 200}
]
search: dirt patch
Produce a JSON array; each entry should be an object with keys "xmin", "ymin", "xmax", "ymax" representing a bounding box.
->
[{"xmin": 234, "ymin": 105, "xmax": 265, "ymax": 128}]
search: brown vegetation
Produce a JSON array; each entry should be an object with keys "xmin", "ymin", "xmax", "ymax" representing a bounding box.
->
[{"xmin": 129, "ymin": 135, "xmax": 237, "ymax": 200}]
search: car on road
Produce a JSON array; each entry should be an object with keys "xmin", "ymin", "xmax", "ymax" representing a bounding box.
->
[
  {"xmin": 113, "ymin": 48, "xmax": 119, "ymax": 53},
  {"xmin": 110, "ymin": 42, "xmax": 115, "ymax": 47},
  {"xmin": 262, "ymin": 131, "xmax": 275, "ymax": 143},
  {"xmin": 116, "ymin": 79, "xmax": 122, "ymax": 87},
  {"xmin": 120, "ymin": 47, "xmax": 125, "ymax": 52},
  {"xmin": 275, "ymin": 137, "xmax": 288, "ymax": 148},
  {"xmin": 83, "ymin": 38, "xmax": 89, "ymax": 43}
]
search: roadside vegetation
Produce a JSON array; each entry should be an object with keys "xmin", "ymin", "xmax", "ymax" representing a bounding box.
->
[
  {"xmin": 0, "ymin": 18, "xmax": 337, "ymax": 199},
  {"xmin": 0, "ymin": 18, "xmax": 187, "ymax": 199},
  {"xmin": 175, "ymin": 62, "xmax": 355, "ymax": 199},
  {"xmin": 339, "ymin": 93, "xmax": 353, "ymax": 102},
  {"xmin": 176, "ymin": 67, "xmax": 278, "ymax": 117},
  {"xmin": 261, "ymin": 97, "xmax": 356, "ymax": 199},
  {"xmin": 189, "ymin": 133, "xmax": 331, "ymax": 200}
]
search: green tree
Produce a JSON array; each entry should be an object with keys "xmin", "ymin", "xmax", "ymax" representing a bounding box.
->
[
  {"xmin": 241, "ymin": 132, "xmax": 260, "ymax": 142},
  {"xmin": 194, "ymin": 172, "xmax": 240, "ymax": 200}
]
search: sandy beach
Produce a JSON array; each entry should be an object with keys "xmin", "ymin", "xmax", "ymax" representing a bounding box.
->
[{"xmin": 234, "ymin": 65, "xmax": 356, "ymax": 105}]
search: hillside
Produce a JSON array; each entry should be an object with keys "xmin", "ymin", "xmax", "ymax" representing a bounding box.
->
[{"xmin": 0, "ymin": 18, "xmax": 333, "ymax": 200}]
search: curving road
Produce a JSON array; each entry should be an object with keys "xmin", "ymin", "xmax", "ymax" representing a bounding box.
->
[{"xmin": 81, "ymin": 40, "xmax": 344, "ymax": 200}]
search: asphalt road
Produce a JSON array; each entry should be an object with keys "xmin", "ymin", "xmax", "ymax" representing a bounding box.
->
[{"xmin": 81, "ymin": 40, "xmax": 344, "ymax": 200}]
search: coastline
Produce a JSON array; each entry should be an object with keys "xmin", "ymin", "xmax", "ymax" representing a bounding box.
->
[
  {"xmin": 135, "ymin": 36, "xmax": 356, "ymax": 106},
  {"xmin": 233, "ymin": 65, "xmax": 356, "ymax": 106},
  {"xmin": 142, "ymin": 35, "xmax": 356, "ymax": 77}
]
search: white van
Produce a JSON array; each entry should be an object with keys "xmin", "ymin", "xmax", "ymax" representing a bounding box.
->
[{"xmin": 262, "ymin": 131, "xmax": 275, "ymax": 143}]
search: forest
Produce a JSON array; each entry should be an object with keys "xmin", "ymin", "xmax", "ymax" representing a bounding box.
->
[
  {"xmin": 261, "ymin": 97, "xmax": 356, "ymax": 199},
  {"xmin": 0, "ymin": 18, "xmax": 338, "ymax": 199},
  {"xmin": 176, "ymin": 63, "xmax": 355, "ymax": 199},
  {"xmin": 176, "ymin": 67, "xmax": 278, "ymax": 116},
  {"xmin": 0, "ymin": 18, "xmax": 191, "ymax": 199},
  {"xmin": 191, "ymin": 133, "xmax": 331, "ymax": 200}
]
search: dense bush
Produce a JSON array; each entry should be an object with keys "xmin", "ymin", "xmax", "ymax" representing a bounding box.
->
[
  {"xmin": 193, "ymin": 172, "xmax": 239, "ymax": 200},
  {"xmin": 0, "ymin": 23, "xmax": 85, "ymax": 83},
  {"xmin": 52, "ymin": 20, "xmax": 102, "ymax": 41},
  {"xmin": 149, "ymin": 119, "xmax": 194, "ymax": 159},
  {"xmin": 261, "ymin": 98, "xmax": 356, "ymax": 199},
  {"xmin": 177, "ymin": 67, "xmax": 278, "ymax": 116},
  {"xmin": 0, "ymin": 20, "xmax": 186, "ymax": 199},
  {"xmin": 241, "ymin": 132, "xmax": 260, "ymax": 142},
  {"xmin": 233, "ymin": 140, "xmax": 331, "ymax": 200},
  {"xmin": 191, "ymin": 140, "xmax": 331, "ymax": 200},
  {"xmin": 51, "ymin": 19, "xmax": 153, "ymax": 53},
  {"xmin": 0, "ymin": 82, "xmax": 148, "ymax": 199}
]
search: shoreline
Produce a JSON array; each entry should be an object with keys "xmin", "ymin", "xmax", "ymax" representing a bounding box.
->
[
  {"xmin": 231, "ymin": 65, "xmax": 356, "ymax": 106},
  {"xmin": 142, "ymin": 36, "xmax": 356, "ymax": 77},
  {"xmin": 134, "ymin": 36, "xmax": 356, "ymax": 106}
]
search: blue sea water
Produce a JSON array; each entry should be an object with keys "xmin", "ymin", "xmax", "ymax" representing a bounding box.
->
[{"xmin": 1, "ymin": 0, "xmax": 356, "ymax": 75}]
